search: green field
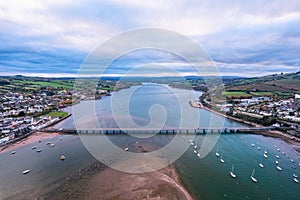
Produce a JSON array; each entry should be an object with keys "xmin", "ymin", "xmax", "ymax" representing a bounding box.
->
[
  {"xmin": 45, "ymin": 111, "xmax": 69, "ymax": 118},
  {"xmin": 222, "ymin": 91, "xmax": 252, "ymax": 98},
  {"xmin": 19, "ymin": 80, "xmax": 74, "ymax": 89}
]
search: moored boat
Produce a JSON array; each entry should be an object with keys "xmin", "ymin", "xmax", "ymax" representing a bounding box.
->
[
  {"xmin": 22, "ymin": 169, "xmax": 30, "ymax": 174},
  {"xmin": 250, "ymin": 169, "xmax": 258, "ymax": 183}
]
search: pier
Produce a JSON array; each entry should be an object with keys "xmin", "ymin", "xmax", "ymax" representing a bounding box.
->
[{"xmin": 42, "ymin": 126, "xmax": 275, "ymax": 135}]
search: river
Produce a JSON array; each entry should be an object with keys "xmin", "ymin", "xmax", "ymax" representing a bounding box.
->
[{"xmin": 0, "ymin": 83, "xmax": 299, "ymax": 199}]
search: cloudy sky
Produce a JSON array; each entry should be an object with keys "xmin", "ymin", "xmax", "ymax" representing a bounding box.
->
[{"xmin": 0, "ymin": 0, "xmax": 300, "ymax": 77}]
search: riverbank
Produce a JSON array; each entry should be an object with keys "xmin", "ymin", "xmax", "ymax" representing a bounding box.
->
[
  {"xmin": 40, "ymin": 144, "xmax": 193, "ymax": 200},
  {"xmin": 0, "ymin": 131, "xmax": 58, "ymax": 154},
  {"xmin": 201, "ymin": 105, "xmax": 300, "ymax": 151}
]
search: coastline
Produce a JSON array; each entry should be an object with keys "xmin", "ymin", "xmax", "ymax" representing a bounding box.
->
[
  {"xmin": 201, "ymin": 105, "xmax": 300, "ymax": 152},
  {"xmin": 39, "ymin": 143, "xmax": 193, "ymax": 200},
  {"xmin": 0, "ymin": 131, "xmax": 58, "ymax": 154}
]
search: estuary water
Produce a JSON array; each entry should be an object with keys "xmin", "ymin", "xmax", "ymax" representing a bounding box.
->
[{"xmin": 0, "ymin": 83, "xmax": 299, "ymax": 199}]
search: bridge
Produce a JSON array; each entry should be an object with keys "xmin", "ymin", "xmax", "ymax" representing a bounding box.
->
[{"xmin": 42, "ymin": 126, "xmax": 275, "ymax": 135}]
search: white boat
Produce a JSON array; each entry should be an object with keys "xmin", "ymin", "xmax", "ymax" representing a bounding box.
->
[
  {"xmin": 124, "ymin": 147, "xmax": 129, "ymax": 151},
  {"xmin": 47, "ymin": 142, "xmax": 51, "ymax": 145},
  {"xmin": 215, "ymin": 148, "xmax": 220, "ymax": 157},
  {"xmin": 50, "ymin": 144, "xmax": 55, "ymax": 147},
  {"xmin": 264, "ymin": 153, "xmax": 268, "ymax": 158},
  {"xmin": 259, "ymin": 162, "xmax": 264, "ymax": 168},
  {"xmin": 264, "ymin": 150, "xmax": 268, "ymax": 154},
  {"xmin": 293, "ymin": 174, "xmax": 298, "ymax": 178},
  {"xmin": 36, "ymin": 149, "xmax": 42, "ymax": 153},
  {"xmin": 275, "ymin": 155, "xmax": 280, "ymax": 159},
  {"xmin": 194, "ymin": 145, "xmax": 197, "ymax": 149},
  {"xmin": 190, "ymin": 142, "xmax": 194, "ymax": 146},
  {"xmin": 59, "ymin": 137, "xmax": 63, "ymax": 140},
  {"xmin": 11, "ymin": 151, "xmax": 16, "ymax": 154},
  {"xmin": 275, "ymin": 160, "xmax": 279, "ymax": 164},
  {"xmin": 60, "ymin": 155, "xmax": 65, "ymax": 160},
  {"xmin": 257, "ymin": 147, "xmax": 261, "ymax": 150},
  {"xmin": 276, "ymin": 165, "xmax": 282, "ymax": 171},
  {"xmin": 277, "ymin": 148, "xmax": 280, "ymax": 152},
  {"xmin": 220, "ymin": 155, "xmax": 225, "ymax": 163},
  {"xmin": 22, "ymin": 169, "xmax": 30, "ymax": 174},
  {"xmin": 290, "ymin": 159, "xmax": 295, "ymax": 163},
  {"xmin": 32, "ymin": 146, "xmax": 37, "ymax": 150},
  {"xmin": 251, "ymin": 143, "xmax": 255, "ymax": 147},
  {"xmin": 230, "ymin": 165, "xmax": 236, "ymax": 178},
  {"xmin": 293, "ymin": 178, "xmax": 299, "ymax": 183},
  {"xmin": 282, "ymin": 151, "xmax": 285, "ymax": 155},
  {"xmin": 250, "ymin": 169, "xmax": 258, "ymax": 183},
  {"xmin": 197, "ymin": 153, "xmax": 200, "ymax": 157}
]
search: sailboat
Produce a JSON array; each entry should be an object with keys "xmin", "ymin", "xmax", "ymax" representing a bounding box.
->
[
  {"xmin": 230, "ymin": 165, "xmax": 236, "ymax": 178},
  {"xmin": 293, "ymin": 174, "xmax": 298, "ymax": 178},
  {"xmin": 263, "ymin": 153, "xmax": 268, "ymax": 158},
  {"xmin": 250, "ymin": 169, "xmax": 258, "ymax": 183},
  {"xmin": 293, "ymin": 178, "xmax": 299, "ymax": 183},
  {"xmin": 220, "ymin": 155, "xmax": 225, "ymax": 163},
  {"xmin": 258, "ymin": 160, "xmax": 264, "ymax": 168},
  {"xmin": 215, "ymin": 148, "xmax": 220, "ymax": 157},
  {"xmin": 276, "ymin": 164, "xmax": 282, "ymax": 171}
]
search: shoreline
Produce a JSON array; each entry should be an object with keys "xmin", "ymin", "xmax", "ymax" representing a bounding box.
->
[
  {"xmin": 40, "ymin": 142, "xmax": 193, "ymax": 200},
  {"xmin": 201, "ymin": 105, "xmax": 300, "ymax": 152},
  {"xmin": 0, "ymin": 131, "xmax": 58, "ymax": 154}
]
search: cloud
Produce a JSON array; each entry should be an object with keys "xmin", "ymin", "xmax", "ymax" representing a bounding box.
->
[{"xmin": 0, "ymin": 0, "xmax": 300, "ymax": 77}]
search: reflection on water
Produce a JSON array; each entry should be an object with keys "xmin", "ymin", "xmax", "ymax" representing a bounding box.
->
[{"xmin": 0, "ymin": 83, "xmax": 299, "ymax": 199}]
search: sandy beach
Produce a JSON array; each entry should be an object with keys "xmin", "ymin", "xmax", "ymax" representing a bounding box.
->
[
  {"xmin": 0, "ymin": 131, "xmax": 58, "ymax": 154},
  {"xmin": 41, "ymin": 160, "xmax": 193, "ymax": 200}
]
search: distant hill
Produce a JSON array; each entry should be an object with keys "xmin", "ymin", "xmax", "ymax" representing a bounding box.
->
[{"xmin": 225, "ymin": 71, "xmax": 300, "ymax": 98}]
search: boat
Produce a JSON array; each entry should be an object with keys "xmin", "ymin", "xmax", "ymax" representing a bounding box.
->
[
  {"xmin": 197, "ymin": 153, "xmax": 200, "ymax": 157},
  {"xmin": 60, "ymin": 155, "xmax": 65, "ymax": 160},
  {"xmin": 290, "ymin": 159, "xmax": 295, "ymax": 163},
  {"xmin": 250, "ymin": 169, "xmax": 258, "ymax": 183},
  {"xmin": 257, "ymin": 147, "xmax": 261, "ymax": 150},
  {"xmin": 264, "ymin": 150, "xmax": 268, "ymax": 154},
  {"xmin": 230, "ymin": 165, "xmax": 236, "ymax": 178},
  {"xmin": 293, "ymin": 178, "xmax": 299, "ymax": 183},
  {"xmin": 259, "ymin": 162, "xmax": 264, "ymax": 168},
  {"xmin": 276, "ymin": 165, "xmax": 282, "ymax": 171},
  {"xmin": 274, "ymin": 145, "xmax": 277, "ymax": 148},
  {"xmin": 194, "ymin": 145, "xmax": 197, "ymax": 149},
  {"xmin": 275, "ymin": 160, "xmax": 279, "ymax": 164},
  {"xmin": 220, "ymin": 155, "xmax": 225, "ymax": 163},
  {"xmin": 59, "ymin": 137, "xmax": 63, "ymax": 140},
  {"xmin": 277, "ymin": 148, "xmax": 280, "ymax": 152},
  {"xmin": 190, "ymin": 142, "xmax": 194, "ymax": 146},
  {"xmin": 193, "ymin": 150, "xmax": 197, "ymax": 154},
  {"xmin": 293, "ymin": 174, "xmax": 298, "ymax": 178},
  {"xmin": 215, "ymin": 148, "xmax": 220, "ymax": 157},
  {"xmin": 32, "ymin": 146, "xmax": 37, "ymax": 150},
  {"xmin": 251, "ymin": 143, "xmax": 255, "ymax": 147},
  {"xmin": 124, "ymin": 147, "xmax": 129, "ymax": 151},
  {"xmin": 264, "ymin": 153, "xmax": 268, "ymax": 158},
  {"xmin": 11, "ymin": 151, "xmax": 16, "ymax": 154},
  {"xmin": 22, "ymin": 169, "xmax": 30, "ymax": 174},
  {"xmin": 282, "ymin": 151, "xmax": 285, "ymax": 155},
  {"xmin": 50, "ymin": 144, "xmax": 55, "ymax": 147},
  {"xmin": 275, "ymin": 155, "xmax": 280, "ymax": 159},
  {"xmin": 36, "ymin": 149, "xmax": 42, "ymax": 152},
  {"xmin": 47, "ymin": 142, "xmax": 51, "ymax": 145}
]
